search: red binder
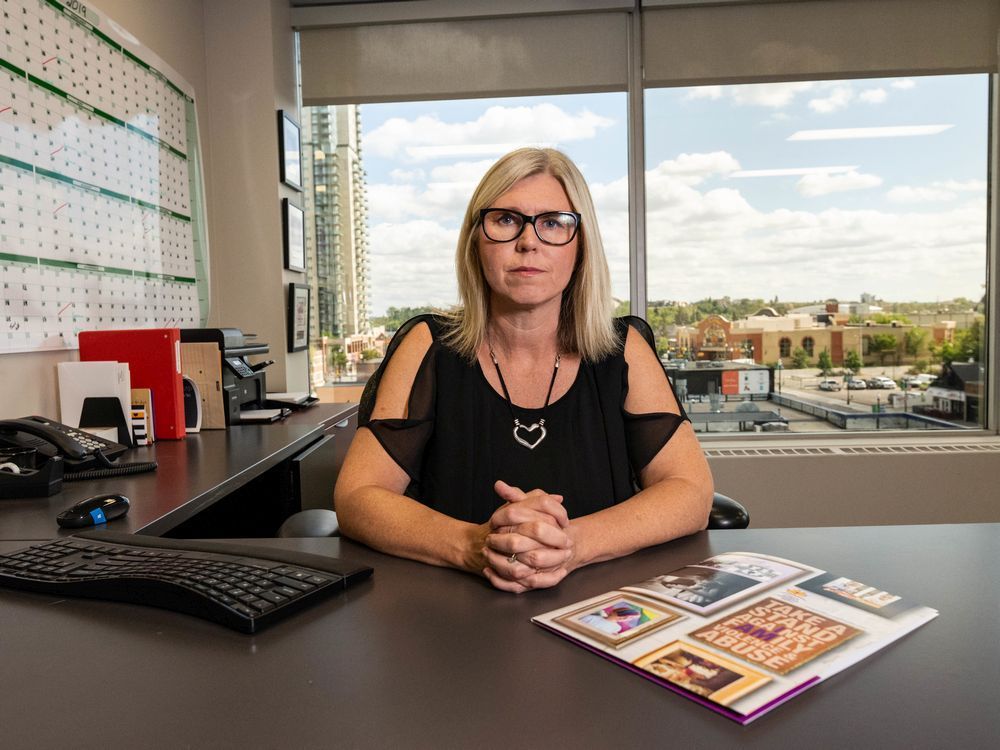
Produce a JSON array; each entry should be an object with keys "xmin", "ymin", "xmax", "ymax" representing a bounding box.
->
[{"xmin": 78, "ymin": 328, "xmax": 186, "ymax": 440}]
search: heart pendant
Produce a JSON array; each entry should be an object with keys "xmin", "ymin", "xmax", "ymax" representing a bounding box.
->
[{"xmin": 513, "ymin": 421, "xmax": 546, "ymax": 450}]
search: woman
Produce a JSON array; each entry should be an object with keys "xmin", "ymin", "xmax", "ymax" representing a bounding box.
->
[{"xmin": 335, "ymin": 147, "xmax": 713, "ymax": 593}]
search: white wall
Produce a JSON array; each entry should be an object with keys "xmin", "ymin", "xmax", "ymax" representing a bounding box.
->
[
  {"xmin": 202, "ymin": 0, "xmax": 307, "ymax": 392},
  {"xmin": 709, "ymin": 451, "xmax": 1000, "ymax": 527},
  {"xmin": 0, "ymin": 0, "xmax": 306, "ymax": 420}
]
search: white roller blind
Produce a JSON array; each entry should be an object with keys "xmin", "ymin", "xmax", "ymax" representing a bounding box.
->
[
  {"xmin": 299, "ymin": 12, "xmax": 629, "ymax": 105},
  {"xmin": 643, "ymin": 0, "xmax": 1000, "ymax": 87}
]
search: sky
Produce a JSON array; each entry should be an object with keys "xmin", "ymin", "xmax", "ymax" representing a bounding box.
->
[{"xmin": 355, "ymin": 74, "xmax": 988, "ymax": 316}]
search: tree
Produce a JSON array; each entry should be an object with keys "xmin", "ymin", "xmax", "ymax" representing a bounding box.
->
[
  {"xmin": 360, "ymin": 348, "xmax": 381, "ymax": 361},
  {"xmin": 904, "ymin": 328, "xmax": 929, "ymax": 358},
  {"xmin": 959, "ymin": 319, "xmax": 983, "ymax": 362},
  {"xmin": 816, "ymin": 348, "xmax": 833, "ymax": 376},
  {"xmin": 329, "ymin": 346, "xmax": 347, "ymax": 376},
  {"xmin": 790, "ymin": 347, "xmax": 809, "ymax": 369},
  {"xmin": 844, "ymin": 350, "xmax": 862, "ymax": 373},
  {"xmin": 370, "ymin": 306, "xmax": 435, "ymax": 331},
  {"xmin": 931, "ymin": 320, "xmax": 982, "ymax": 365},
  {"xmin": 868, "ymin": 333, "xmax": 899, "ymax": 365},
  {"xmin": 870, "ymin": 313, "xmax": 912, "ymax": 325}
]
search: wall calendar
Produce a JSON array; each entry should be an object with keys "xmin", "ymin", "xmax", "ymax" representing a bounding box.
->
[{"xmin": 0, "ymin": 0, "xmax": 208, "ymax": 353}]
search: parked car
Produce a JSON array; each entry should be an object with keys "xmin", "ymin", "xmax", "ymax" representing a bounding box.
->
[
  {"xmin": 866, "ymin": 376, "xmax": 898, "ymax": 390},
  {"xmin": 818, "ymin": 379, "xmax": 842, "ymax": 391},
  {"xmin": 905, "ymin": 373, "xmax": 937, "ymax": 387},
  {"xmin": 846, "ymin": 377, "xmax": 868, "ymax": 390}
]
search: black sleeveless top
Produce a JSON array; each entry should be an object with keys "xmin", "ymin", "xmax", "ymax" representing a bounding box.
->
[{"xmin": 359, "ymin": 315, "xmax": 688, "ymax": 524}]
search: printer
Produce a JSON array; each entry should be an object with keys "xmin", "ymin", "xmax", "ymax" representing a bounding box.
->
[{"xmin": 180, "ymin": 328, "xmax": 272, "ymax": 426}]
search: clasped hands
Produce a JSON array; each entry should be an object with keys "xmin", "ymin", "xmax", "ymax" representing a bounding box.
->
[{"xmin": 481, "ymin": 479, "xmax": 577, "ymax": 593}]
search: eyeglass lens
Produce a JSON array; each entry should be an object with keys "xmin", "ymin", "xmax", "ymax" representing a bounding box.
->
[{"xmin": 482, "ymin": 210, "xmax": 578, "ymax": 245}]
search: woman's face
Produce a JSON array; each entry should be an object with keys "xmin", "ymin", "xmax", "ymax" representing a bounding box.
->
[{"xmin": 477, "ymin": 173, "xmax": 579, "ymax": 313}]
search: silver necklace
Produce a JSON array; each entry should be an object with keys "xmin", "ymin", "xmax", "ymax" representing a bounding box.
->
[{"xmin": 488, "ymin": 346, "xmax": 561, "ymax": 450}]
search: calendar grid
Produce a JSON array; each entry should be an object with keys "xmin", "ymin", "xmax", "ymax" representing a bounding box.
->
[{"xmin": 1, "ymin": 0, "xmax": 208, "ymax": 353}]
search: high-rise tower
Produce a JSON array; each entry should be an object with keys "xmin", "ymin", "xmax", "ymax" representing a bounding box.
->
[{"xmin": 302, "ymin": 104, "xmax": 370, "ymax": 345}]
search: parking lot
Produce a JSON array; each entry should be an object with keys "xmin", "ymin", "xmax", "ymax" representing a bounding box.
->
[
  {"xmin": 775, "ymin": 367, "xmax": 930, "ymax": 412},
  {"xmin": 678, "ymin": 365, "xmax": 941, "ymax": 433}
]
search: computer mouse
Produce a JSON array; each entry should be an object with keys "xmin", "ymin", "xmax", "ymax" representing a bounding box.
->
[{"xmin": 56, "ymin": 493, "xmax": 130, "ymax": 529}]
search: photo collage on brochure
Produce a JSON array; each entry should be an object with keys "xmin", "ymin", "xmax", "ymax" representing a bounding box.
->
[{"xmin": 544, "ymin": 552, "xmax": 926, "ymax": 714}]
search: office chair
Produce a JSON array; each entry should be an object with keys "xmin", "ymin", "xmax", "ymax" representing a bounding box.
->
[
  {"xmin": 707, "ymin": 492, "xmax": 750, "ymax": 529},
  {"xmin": 277, "ymin": 492, "xmax": 750, "ymax": 537}
]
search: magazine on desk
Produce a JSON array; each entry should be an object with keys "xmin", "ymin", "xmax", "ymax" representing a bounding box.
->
[{"xmin": 532, "ymin": 552, "xmax": 938, "ymax": 725}]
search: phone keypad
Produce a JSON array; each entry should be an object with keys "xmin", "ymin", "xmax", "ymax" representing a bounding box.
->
[{"xmin": 66, "ymin": 430, "xmax": 107, "ymax": 452}]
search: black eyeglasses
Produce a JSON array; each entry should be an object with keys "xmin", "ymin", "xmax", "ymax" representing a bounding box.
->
[{"xmin": 479, "ymin": 208, "xmax": 581, "ymax": 246}]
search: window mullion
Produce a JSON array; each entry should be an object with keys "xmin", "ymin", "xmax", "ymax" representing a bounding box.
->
[{"xmin": 627, "ymin": 5, "xmax": 647, "ymax": 317}]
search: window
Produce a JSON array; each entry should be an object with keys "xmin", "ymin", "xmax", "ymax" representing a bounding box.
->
[
  {"xmin": 364, "ymin": 93, "xmax": 628, "ymax": 321},
  {"xmin": 648, "ymin": 75, "xmax": 989, "ymax": 433},
  {"xmin": 295, "ymin": 2, "xmax": 996, "ymax": 437},
  {"xmin": 303, "ymin": 93, "xmax": 628, "ymax": 382}
]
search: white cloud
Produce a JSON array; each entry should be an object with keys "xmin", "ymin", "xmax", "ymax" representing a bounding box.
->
[
  {"xmin": 364, "ymin": 104, "xmax": 614, "ymax": 162},
  {"xmin": 891, "ymin": 79, "xmax": 917, "ymax": 90},
  {"xmin": 649, "ymin": 151, "xmax": 741, "ymax": 186},
  {"xmin": 683, "ymin": 85, "xmax": 723, "ymax": 101},
  {"xmin": 796, "ymin": 171, "xmax": 882, "ymax": 197},
  {"xmin": 389, "ymin": 168, "xmax": 425, "ymax": 183},
  {"xmin": 589, "ymin": 173, "xmax": 629, "ymax": 214},
  {"xmin": 405, "ymin": 143, "xmax": 530, "ymax": 161},
  {"xmin": 368, "ymin": 220, "xmax": 459, "ymax": 313},
  {"xmin": 887, "ymin": 179, "xmax": 987, "ymax": 203},
  {"xmin": 682, "ymin": 81, "xmax": 817, "ymax": 109},
  {"xmin": 367, "ymin": 180, "xmax": 470, "ymax": 224},
  {"xmin": 859, "ymin": 88, "xmax": 887, "ymax": 104},
  {"xmin": 808, "ymin": 86, "xmax": 854, "ymax": 113},
  {"xmin": 366, "ymin": 161, "xmax": 986, "ymax": 311},
  {"xmin": 587, "ymin": 175, "xmax": 630, "ymax": 295},
  {"xmin": 643, "ymin": 183, "xmax": 985, "ymax": 302},
  {"xmin": 936, "ymin": 179, "xmax": 987, "ymax": 192},
  {"xmin": 887, "ymin": 186, "xmax": 957, "ymax": 203},
  {"xmin": 366, "ymin": 160, "xmax": 496, "ymax": 224},
  {"xmin": 788, "ymin": 124, "xmax": 953, "ymax": 141},
  {"xmin": 730, "ymin": 82, "xmax": 815, "ymax": 108},
  {"xmin": 731, "ymin": 165, "xmax": 858, "ymax": 178},
  {"xmin": 428, "ymin": 160, "xmax": 494, "ymax": 183},
  {"xmin": 684, "ymin": 80, "xmax": 901, "ymax": 115}
]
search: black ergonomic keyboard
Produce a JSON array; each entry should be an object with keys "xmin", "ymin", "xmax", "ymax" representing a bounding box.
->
[{"xmin": 0, "ymin": 531, "xmax": 373, "ymax": 633}]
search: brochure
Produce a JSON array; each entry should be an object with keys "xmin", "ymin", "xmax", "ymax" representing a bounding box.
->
[{"xmin": 532, "ymin": 552, "xmax": 938, "ymax": 724}]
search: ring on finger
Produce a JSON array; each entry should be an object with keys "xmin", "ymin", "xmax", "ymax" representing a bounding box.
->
[{"xmin": 508, "ymin": 552, "xmax": 518, "ymax": 564}]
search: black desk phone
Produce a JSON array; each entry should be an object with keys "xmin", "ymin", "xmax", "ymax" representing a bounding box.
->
[
  {"xmin": 0, "ymin": 416, "xmax": 127, "ymax": 468},
  {"xmin": 0, "ymin": 417, "xmax": 155, "ymax": 498}
]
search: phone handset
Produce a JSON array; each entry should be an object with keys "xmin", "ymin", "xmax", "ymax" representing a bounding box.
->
[
  {"xmin": 0, "ymin": 417, "xmax": 156, "ymax": 497},
  {"xmin": 0, "ymin": 416, "xmax": 127, "ymax": 468}
]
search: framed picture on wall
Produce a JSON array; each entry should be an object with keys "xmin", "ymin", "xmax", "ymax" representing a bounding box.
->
[
  {"xmin": 287, "ymin": 283, "xmax": 310, "ymax": 353},
  {"xmin": 278, "ymin": 110, "xmax": 302, "ymax": 190},
  {"xmin": 283, "ymin": 198, "xmax": 305, "ymax": 272}
]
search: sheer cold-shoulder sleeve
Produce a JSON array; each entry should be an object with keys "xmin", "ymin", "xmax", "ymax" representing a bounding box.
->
[
  {"xmin": 623, "ymin": 411, "xmax": 687, "ymax": 476},
  {"xmin": 616, "ymin": 316, "xmax": 690, "ymax": 477},
  {"xmin": 358, "ymin": 315, "xmax": 438, "ymax": 482}
]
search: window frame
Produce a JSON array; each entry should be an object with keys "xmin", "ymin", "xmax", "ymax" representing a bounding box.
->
[{"xmin": 292, "ymin": 0, "xmax": 1000, "ymax": 438}]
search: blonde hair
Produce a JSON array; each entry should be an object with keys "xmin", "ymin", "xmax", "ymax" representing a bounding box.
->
[{"xmin": 440, "ymin": 147, "xmax": 617, "ymax": 362}]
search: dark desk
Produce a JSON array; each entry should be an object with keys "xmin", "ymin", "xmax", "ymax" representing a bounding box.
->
[
  {"xmin": 1, "ymin": 523, "xmax": 996, "ymax": 748},
  {"xmin": 0, "ymin": 403, "xmax": 356, "ymax": 541}
]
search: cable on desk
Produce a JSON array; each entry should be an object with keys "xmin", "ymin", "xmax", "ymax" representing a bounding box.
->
[{"xmin": 64, "ymin": 461, "xmax": 158, "ymax": 481}]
